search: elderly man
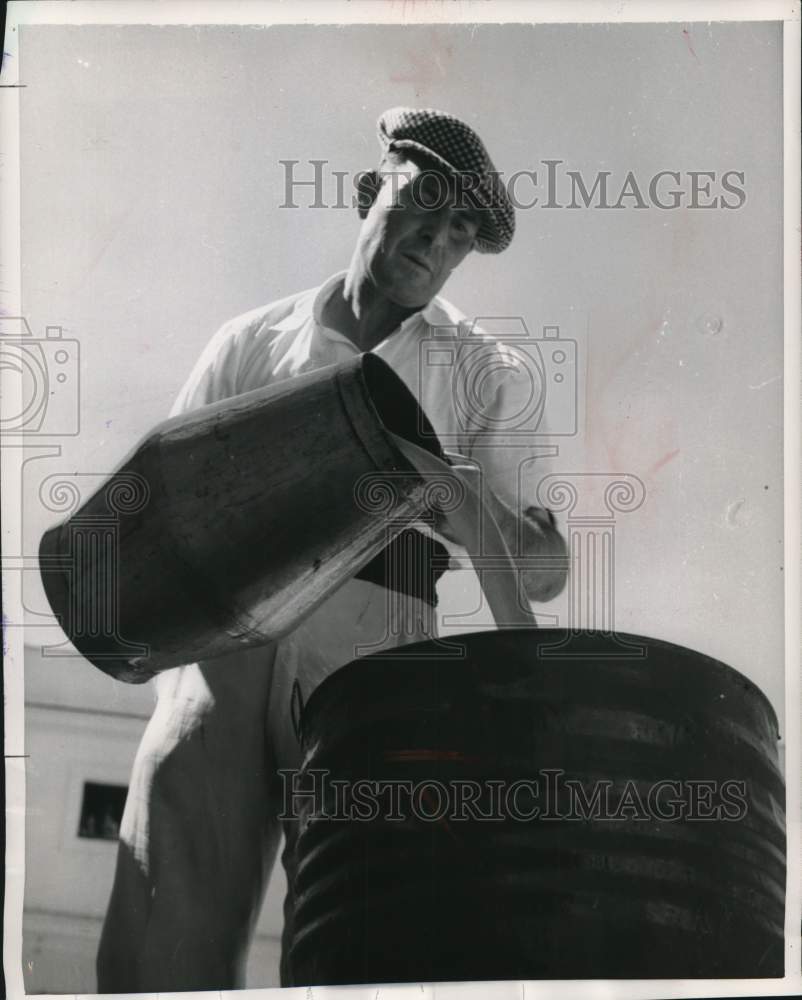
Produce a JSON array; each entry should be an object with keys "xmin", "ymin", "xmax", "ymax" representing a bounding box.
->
[{"xmin": 96, "ymin": 107, "xmax": 567, "ymax": 991}]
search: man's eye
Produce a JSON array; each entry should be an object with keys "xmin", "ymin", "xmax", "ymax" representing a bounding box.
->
[{"xmin": 451, "ymin": 216, "xmax": 475, "ymax": 238}]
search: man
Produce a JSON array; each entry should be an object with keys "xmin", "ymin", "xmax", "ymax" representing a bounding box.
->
[{"xmin": 96, "ymin": 107, "xmax": 567, "ymax": 991}]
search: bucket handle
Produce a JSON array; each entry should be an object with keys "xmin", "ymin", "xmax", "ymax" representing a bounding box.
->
[{"xmin": 291, "ymin": 678, "xmax": 305, "ymax": 745}]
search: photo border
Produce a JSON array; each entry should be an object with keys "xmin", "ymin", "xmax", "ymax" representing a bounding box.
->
[{"xmin": 2, "ymin": 2, "xmax": 799, "ymax": 999}]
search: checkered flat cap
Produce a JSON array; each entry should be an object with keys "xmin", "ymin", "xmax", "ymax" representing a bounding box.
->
[{"xmin": 377, "ymin": 106, "xmax": 514, "ymax": 254}]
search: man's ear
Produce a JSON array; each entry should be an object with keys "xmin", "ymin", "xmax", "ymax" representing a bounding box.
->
[{"xmin": 355, "ymin": 170, "xmax": 381, "ymax": 219}]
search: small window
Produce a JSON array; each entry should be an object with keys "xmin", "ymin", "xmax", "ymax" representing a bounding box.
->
[{"xmin": 77, "ymin": 781, "xmax": 128, "ymax": 840}]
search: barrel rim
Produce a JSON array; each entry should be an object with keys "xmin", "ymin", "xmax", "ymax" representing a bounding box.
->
[{"xmin": 299, "ymin": 628, "xmax": 781, "ymax": 739}]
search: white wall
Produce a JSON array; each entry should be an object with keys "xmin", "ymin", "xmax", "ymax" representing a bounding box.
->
[{"xmin": 14, "ymin": 19, "xmax": 785, "ymax": 991}]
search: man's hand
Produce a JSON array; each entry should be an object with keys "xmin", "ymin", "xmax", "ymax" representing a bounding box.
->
[
  {"xmin": 498, "ymin": 499, "xmax": 569, "ymax": 603},
  {"xmin": 432, "ymin": 457, "xmax": 568, "ymax": 604}
]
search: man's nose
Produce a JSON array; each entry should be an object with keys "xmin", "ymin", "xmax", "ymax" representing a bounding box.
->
[{"xmin": 418, "ymin": 209, "xmax": 451, "ymax": 249}]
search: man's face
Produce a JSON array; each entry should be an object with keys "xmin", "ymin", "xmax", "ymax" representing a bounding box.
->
[{"xmin": 355, "ymin": 155, "xmax": 482, "ymax": 308}]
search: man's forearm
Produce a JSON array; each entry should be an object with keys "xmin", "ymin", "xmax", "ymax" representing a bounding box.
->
[{"xmin": 481, "ymin": 488, "xmax": 569, "ymax": 603}]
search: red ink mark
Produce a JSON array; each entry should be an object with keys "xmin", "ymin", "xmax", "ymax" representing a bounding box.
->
[
  {"xmin": 384, "ymin": 749, "xmax": 478, "ymax": 763},
  {"xmin": 646, "ymin": 448, "xmax": 680, "ymax": 479},
  {"xmin": 389, "ymin": 28, "xmax": 453, "ymax": 94},
  {"xmin": 605, "ymin": 440, "xmax": 624, "ymax": 473},
  {"xmin": 682, "ymin": 28, "xmax": 698, "ymax": 60}
]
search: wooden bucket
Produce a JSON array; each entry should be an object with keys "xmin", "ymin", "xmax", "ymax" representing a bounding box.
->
[{"xmin": 39, "ymin": 354, "xmax": 445, "ymax": 682}]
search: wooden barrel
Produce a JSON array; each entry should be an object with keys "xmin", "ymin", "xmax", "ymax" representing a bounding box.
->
[
  {"xmin": 39, "ymin": 354, "xmax": 444, "ymax": 682},
  {"xmin": 285, "ymin": 629, "xmax": 785, "ymax": 984}
]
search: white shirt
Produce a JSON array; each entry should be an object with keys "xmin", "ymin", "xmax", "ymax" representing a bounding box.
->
[{"xmin": 170, "ymin": 272, "xmax": 548, "ymax": 515}]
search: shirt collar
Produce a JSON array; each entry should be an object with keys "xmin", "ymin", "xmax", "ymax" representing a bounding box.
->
[{"xmin": 312, "ymin": 271, "xmax": 442, "ymax": 346}]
